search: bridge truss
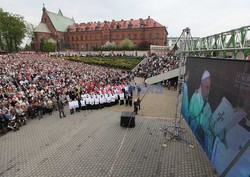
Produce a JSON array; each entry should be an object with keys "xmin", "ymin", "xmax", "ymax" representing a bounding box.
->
[{"xmin": 187, "ymin": 25, "xmax": 250, "ymax": 59}]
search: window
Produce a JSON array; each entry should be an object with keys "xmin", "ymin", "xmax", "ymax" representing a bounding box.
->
[
  {"xmin": 100, "ymin": 35, "xmax": 103, "ymax": 40},
  {"xmin": 127, "ymin": 34, "xmax": 131, "ymax": 39},
  {"xmin": 85, "ymin": 36, "xmax": 88, "ymax": 40},
  {"xmin": 95, "ymin": 35, "xmax": 98, "ymax": 40},
  {"xmin": 60, "ymin": 36, "xmax": 64, "ymax": 42},
  {"xmin": 149, "ymin": 33, "xmax": 152, "ymax": 39},
  {"xmin": 67, "ymin": 37, "xmax": 70, "ymax": 41},
  {"xmin": 76, "ymin": 44, "xmax": 79, "ymax": 49},
  {"xmin": 156, "ymin": 33, "xmax": 159, "ymax": 39},
  {"xmin": 140, "ymin": 33, "xmax": 144, "ymax": 39},
  {"xmin": 122, "ymin": 34, "xmax": 125, "ymax": 39},
  {"xmin": 116, "ymin": 34, "xmax": 119, "ymax": 39},
  {"xmin": 81, "ymin": 36, "xmax": 83, "ymax": 41},
  {"xmin": 111, "ymin": 34, "xmax": 113, "ymax": 40},
  {"xmin": 72, "ymin": 44, "xmax": 75, "ymax": 49},
  {"xmin": 90, "ymin": 35, "xmax": 92, "ymax": 40},
  {"xmin": 72, "ymin": 36, "xmax": 74, "ymax": 41},
  {"xmin": 76, "ymin": 36, "xmax": 79, "ymax": 41},
  {"xmin": 128, "ymin": 23, "xmax": 132, "ymax": 28},
  {"xmin": 133, "ymin": 34, "xmax": 137, "ymax": 39}
]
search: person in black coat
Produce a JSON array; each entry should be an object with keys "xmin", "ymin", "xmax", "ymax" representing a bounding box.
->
[
  {"xmin": 133, "ymin": 99, "xmax": 138, "ymax": 115},
  {"xmin": 137, "ymin": 98, "xmax": 141, "ymax": 110}
]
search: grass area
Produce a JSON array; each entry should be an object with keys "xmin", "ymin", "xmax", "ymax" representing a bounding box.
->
[{"xmin": 65, "ymin": 56, "xmax": 142, "ymax": 70}]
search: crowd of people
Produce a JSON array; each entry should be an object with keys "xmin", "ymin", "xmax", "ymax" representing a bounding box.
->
[
  {"xmin": 0, "ymin": 53, "xmax": 138, "ymax": 134},
  {"xmin": 48, "ymin": 50, "xmax": 147, "ymax": 58},
  {"xmin": 134, "ymin": 55, "xmax": 179, "ymax": 78}
]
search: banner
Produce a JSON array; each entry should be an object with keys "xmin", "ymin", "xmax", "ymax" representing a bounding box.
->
[{"xmin": 181, "ymin": 57, "xmax": 250, "ymax": 177}]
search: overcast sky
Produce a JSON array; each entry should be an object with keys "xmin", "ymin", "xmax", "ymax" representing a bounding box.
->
[{"xmin": 1, "ymin": 0, "xmax": 250, "ymax": 38}]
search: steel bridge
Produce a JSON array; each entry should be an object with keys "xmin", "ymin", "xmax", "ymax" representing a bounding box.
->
[{"xmin": 184, "ymin": 25, "xmax": 250, "ymax": 59}]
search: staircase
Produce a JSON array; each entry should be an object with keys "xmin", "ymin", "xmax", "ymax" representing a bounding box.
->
[
  {"xmin": 145, "ymin": 68, "xmax": 179, "ymax": 85},
  {"xmin": 131, "ymin": 56, "xmax": 151, "ymax": 72}
]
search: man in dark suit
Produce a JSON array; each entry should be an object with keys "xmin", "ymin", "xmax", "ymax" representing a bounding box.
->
[{"xmin": 133, "ymin": 99, "xmax": 138, "ymax": 115}]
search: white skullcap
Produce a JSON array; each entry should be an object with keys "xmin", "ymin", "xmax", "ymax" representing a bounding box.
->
[{"xmin": 201, "ymin": 70, "xmax": 210, "ymax": 80}]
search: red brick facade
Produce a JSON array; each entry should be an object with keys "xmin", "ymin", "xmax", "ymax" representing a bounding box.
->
[
  {"xmin": 33, "ymin": 7, "xmax": 168, "ymax": 51},
  {"xmin": 33, "ymin": 7, "xmax": 73, "ymax": 51},
  {"xmin": 65, "ymin": 17, "xmax": 167, "ymax": 51}
]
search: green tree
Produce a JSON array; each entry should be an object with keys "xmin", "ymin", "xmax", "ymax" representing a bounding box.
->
[
  {"xmin": 0, "ymin": 8, "xmax": 27, "ymax": 52},
  {"xmin": 119, "ymin": 38, "xmax": 134, "ymax": 49},
  {"xmin": 0, "ymin": 8, "xmax": 8, "ymax": 50},
  {"xmin": 11, "ymin": 14, "xmax": 27, "ymax": 51},
  {"xmin": 42, "ymin": 41, "xmax": 55, "ymax": 52}
]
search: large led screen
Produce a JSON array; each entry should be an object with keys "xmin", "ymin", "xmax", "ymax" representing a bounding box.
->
[{"xmin": 181, "ymin": 57, "xmax": 249, "ymax": 177}]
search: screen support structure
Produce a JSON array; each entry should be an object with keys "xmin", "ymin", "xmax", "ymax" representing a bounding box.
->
[{"xmin": 161, "ymin": 27, "xmax": 194, "ymax": 148}]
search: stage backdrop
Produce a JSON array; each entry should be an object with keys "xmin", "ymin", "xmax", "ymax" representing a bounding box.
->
[{"xmin": 181, "ymin": 57, "xmax": 249, "ymax": 177}]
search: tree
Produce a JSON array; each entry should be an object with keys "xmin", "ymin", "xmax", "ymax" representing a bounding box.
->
[
  {"xmin": 23, "ymin": 44, "xmax": 31, "ymax": 51},
  {"xmin": 0, "ymin": 8, "xmax": 8, "ymax": 50},
  {"xmin": 119, "ymin": 38, "xmax": 134, "ymax": 49},
  {"xmin": 138, "ymin": 41, "xmax": 152, "ymax": 50},
  {"xmin": 42, "ymin": 41, "xmax": 55, "ymax": 52},
  {"xmin": 25, "ymin": 22, "xmax": 35, "ymax": 50},
  {"xmin": 102, "ymin": 41, "xmax": 116, "ymax": 50},
  {"xmin": 11, "ymin": 14, "xmax": 27, "ymax": 51},
  {"xmin": 25, "ymin": 22, "xmax": 35, "ymax": 41},
  {"xmin": 0, "ymin": 8, "xmax": 27, "ymax": 52}
]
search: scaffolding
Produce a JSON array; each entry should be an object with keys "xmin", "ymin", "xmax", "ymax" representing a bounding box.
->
[{"xmin": 161, "ymin": 27, "xmax": 194, "ymax": 148}]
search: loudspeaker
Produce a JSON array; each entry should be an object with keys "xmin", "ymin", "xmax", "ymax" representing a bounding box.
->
[{"xmin": 120, "ymin": 112, "xmax": 135, "ymax": 128}]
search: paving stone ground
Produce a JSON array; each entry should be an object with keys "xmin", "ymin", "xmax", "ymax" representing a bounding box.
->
[
  {"xmin": 107, "ymin": 77, "xmax": 177, "ymax": 118},
  {"xmin": 0, "ymin": 77, "xmax": 218, "ymax": 177}
]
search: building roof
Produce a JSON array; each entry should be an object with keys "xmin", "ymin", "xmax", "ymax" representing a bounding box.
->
[
  {"xmin": 47, "ymin": 11, "xmax": 74, "ymax": 32},
  {"xmin": 67, "ymin": 16, "xmax": 165, "ymax": 32},
  {"xmin": 34, "ymin": 22, "xmax": 51, "ymax": 33}
]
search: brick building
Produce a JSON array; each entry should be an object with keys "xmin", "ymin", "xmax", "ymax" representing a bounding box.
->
[
  {"xmin": 33, "ymin": 6, "xmax": 168, "ymax": 51},
  {"xmin": 33, "ymin": 6, "xmax": 74, "ymax": 51}
]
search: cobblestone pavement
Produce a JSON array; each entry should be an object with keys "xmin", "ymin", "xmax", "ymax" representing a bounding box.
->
[
  {"xmin": 0, "ymin": 109, "xmax": 217, "ymax": 177},
  {"xmin": 107, "ymin": 77, "xmax": 177, "ymax": 118}
]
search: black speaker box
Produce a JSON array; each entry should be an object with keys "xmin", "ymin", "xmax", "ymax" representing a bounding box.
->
[{"xmin": 120, "ymin": 112, "xmax": 135, "ymax": 128}]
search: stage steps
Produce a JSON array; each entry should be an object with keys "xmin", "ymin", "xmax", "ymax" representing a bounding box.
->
[{"xmin": 145, "ymin": 68, "xmax": 179, "ymax": 85}]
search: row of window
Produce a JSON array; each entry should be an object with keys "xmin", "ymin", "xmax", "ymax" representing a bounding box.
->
[
  {"xmin": 70, "ymin": 43, "xmax": 99, "ymax": 50},
  {"xmin": 69, "ymin": 41, "xmax": 159, "ymax": 50},
  {"xmin": 67, "ymin": 33, "xmax": 160, "ymax": 41}
]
